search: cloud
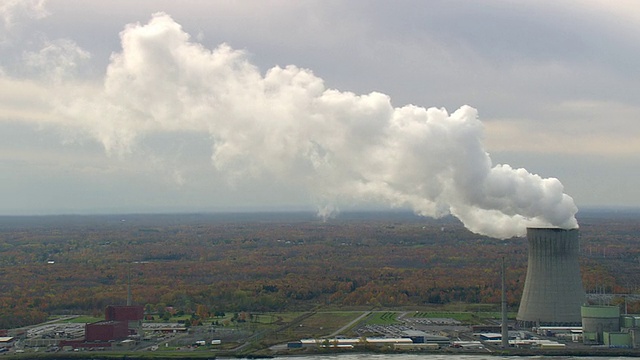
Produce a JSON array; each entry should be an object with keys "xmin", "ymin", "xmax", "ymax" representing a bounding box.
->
[
  {"xmin": 0, "ymin": 0, "xmax": 48, "ymax": 44},
  {"xmin": 51, "ymin": 12, "xmax": 578, "ymax": 238},
  {"xmin": 22, "ymin": 38, "xmax": 90, "ymax": 82},
  {"xmin": 484, "ymin": 99, "xmax": 640, "ymax": 156}
]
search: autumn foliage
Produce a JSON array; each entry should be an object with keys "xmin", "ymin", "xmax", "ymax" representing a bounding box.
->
[{"xmin": 0, "ymin": 210, "xmax": 638, "ymax": 328}]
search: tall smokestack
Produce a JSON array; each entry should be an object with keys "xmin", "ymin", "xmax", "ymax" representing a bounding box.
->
[
  {"xmin": 501, "ymin": 257, "xmax": 509, "ymax": 348},
  {"xmin": 517, "ymin": 228, "xmax": 585, "ymax": 327}
]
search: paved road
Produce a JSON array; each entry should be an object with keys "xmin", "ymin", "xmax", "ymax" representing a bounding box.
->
[{"xmin": 327, "ymin": 311, "xmax": 371, "ymax": 338}]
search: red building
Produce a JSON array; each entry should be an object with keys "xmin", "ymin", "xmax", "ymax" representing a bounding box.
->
[
  {"xmin": 105, "ymin": 305, "xmax": 144, "ymax": 322},
  {"xmin": 85, "ymin": 321, "xmax": 129, "ymax": 342},
  {"xmin": 105, "ymin": 305, "xmax": 144, "ymax": 336}
]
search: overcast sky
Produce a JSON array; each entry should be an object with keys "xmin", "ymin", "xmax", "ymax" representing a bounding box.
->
[{"xmin": 0, "ymin": 1, "xmax": 638, "ymax": 231}]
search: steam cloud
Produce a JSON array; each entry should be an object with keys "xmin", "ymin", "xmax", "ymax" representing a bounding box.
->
[{"xmin": 59, "ymin": 13, "xmax": 578, "ymax": 239}]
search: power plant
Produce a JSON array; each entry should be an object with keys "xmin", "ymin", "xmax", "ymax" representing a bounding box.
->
[{"xmin": 517, "ymin": 227, "xmax": 586, "ymax": 327}]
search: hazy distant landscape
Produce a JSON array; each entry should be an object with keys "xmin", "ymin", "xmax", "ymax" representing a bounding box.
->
[{"xmin": 1, "ymin": 209, "xmax": 639, "ymax": 331}]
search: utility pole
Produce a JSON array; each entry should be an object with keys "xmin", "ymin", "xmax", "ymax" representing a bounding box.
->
[{"xmin": 127, "ymin": 263, "xmax": 132, "ymax": 306}]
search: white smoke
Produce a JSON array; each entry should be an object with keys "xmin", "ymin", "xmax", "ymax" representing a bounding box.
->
[{"xmin": 57, "ymin": 12, "xmax": 578, "ymax": 239}]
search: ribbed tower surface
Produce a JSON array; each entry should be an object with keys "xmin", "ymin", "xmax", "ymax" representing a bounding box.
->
[{"xmin": 516, "ymin": 227, "xmax": 585, "ymax": 327}]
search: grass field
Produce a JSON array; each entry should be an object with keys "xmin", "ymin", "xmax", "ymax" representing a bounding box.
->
[
  {"xmin": 365, "ymin": 311, "xmax": 400, "ymax": 325},
  {"xmin": 292, "ymin": 311, "xmax": 363, "ymax": 337}
]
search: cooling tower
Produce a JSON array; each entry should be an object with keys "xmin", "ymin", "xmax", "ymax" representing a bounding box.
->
[{"xmin": 516, "ymin": 227, "xmax": 585, "ymax": 327}]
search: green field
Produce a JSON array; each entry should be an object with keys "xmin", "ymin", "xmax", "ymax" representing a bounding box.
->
[{"xmin": 365, "ymin": 311, "xmax": 400, "ymax": 325}]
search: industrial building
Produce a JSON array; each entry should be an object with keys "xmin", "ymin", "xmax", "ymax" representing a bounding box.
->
[
  {"xmin": 400, "ymin": 330, "xmax": 450, "ymax": 346},
  {"xmin": 0, "ymin": 337, "xmax": 14, "ymax": 349},
  {"xmin": 85, "ymin": 321, "xmax": 129, "ymax": 342},
  {"xmin": 581, "ymin": 305, "xmax": 620, "ymax": 344},
  {"xmin": 581, "ymin": 305, "xmax": 640, "ymax": 348},
  {"xmin": 59, "ymin": 305, "xmax": 144, "ymax": 350},
  {"xmin": 517, "ymin": 227, "xmax": 586, "ymax": 327},
  {"xmin": 105, "ymin": 305, "xmax": 144, "ymax": 336},
  {"xmin": 514, "ymin": 227, "xmax": 640, "ymax": 349},
  {"xmin": 106, "ymin": 305, "xmax": 144, "ymax": 322}
]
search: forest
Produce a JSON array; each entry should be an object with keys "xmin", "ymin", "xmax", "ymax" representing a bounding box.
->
[{"xmin": 0, "ymin": 209, "xmax": 639, "ymax": 329}]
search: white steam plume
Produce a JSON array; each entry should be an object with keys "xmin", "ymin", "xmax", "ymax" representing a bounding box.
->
[{"xmin": 58, "ymin": 13, "xmax": 578, "ymax": 239}]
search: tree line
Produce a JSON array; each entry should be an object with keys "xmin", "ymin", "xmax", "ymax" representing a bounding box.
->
[{"xmin": 0, "ymin": 211, "xmax": 638, "ymax": 329}]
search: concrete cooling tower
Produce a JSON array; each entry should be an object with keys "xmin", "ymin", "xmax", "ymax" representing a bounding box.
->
[{"xmin": 516, "ymin": 227, "xmax": 586, "ymax": 327}]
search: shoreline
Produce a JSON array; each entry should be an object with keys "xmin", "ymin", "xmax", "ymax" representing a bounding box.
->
[{"xmin": 4, "ymin": 347, "xmax": 640, "ymax": 360}]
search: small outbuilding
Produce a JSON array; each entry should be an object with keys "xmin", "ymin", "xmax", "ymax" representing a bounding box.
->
[{"xmin": 0, "ymin": 337, "xmax": 14, "ymax": 348}]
